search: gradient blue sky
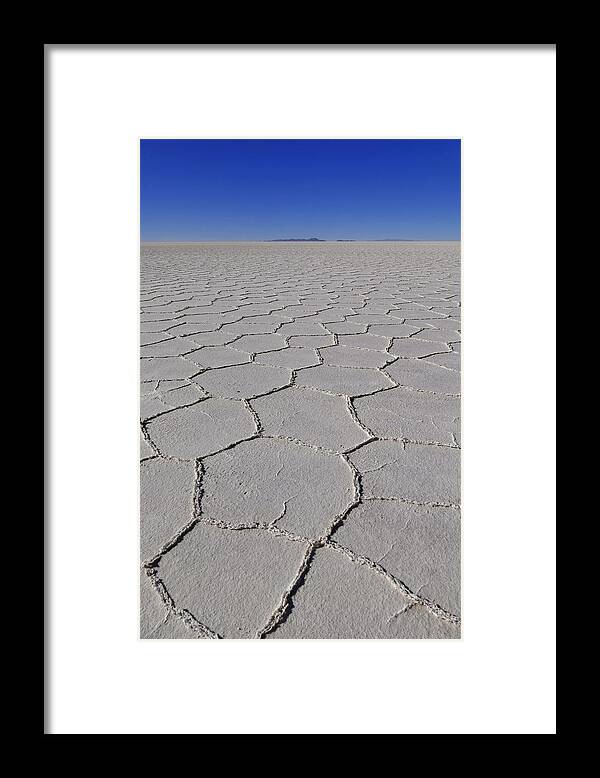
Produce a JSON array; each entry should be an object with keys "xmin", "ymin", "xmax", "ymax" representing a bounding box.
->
[{"xmin": 140, "ymin": 139, "xmax": 460, "ymax": 241}]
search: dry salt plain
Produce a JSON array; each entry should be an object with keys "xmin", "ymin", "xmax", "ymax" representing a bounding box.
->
[{"xmin": 140, "ymin": 242, "xmax": 461, "ymax": 639}]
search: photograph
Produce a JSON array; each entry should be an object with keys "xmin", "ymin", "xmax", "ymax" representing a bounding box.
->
[
  {"xmin": 139, "ymin": 139, "xmax": 461, "ymax": 639},
  {"xmin": 47, "ymin": 43, "xmax": 555, "ymax": 735}
]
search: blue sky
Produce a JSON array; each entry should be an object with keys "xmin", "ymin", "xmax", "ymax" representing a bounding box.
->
[{"xmin": 140, "ymin": 139, "xmax": 460, "ymax": 241}]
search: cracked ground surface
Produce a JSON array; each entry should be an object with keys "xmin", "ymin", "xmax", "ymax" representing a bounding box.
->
[{"xmin": 140, "ymin": 242, "xmax": 461, "ymax": 639}]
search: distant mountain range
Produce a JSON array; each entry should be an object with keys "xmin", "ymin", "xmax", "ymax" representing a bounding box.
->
[{"xmin": 267, "ymin": 238, "xmax": 420, "ymax": 242}]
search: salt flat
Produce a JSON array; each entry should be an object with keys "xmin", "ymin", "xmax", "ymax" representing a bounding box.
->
[{"xmin": 140, "ymin": 242, "xmax": 461, "ymax": 639}]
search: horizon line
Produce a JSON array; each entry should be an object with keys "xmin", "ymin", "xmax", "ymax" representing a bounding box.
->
[{"xmin": 140, "ymin": 238, "xmax": 461, "ymax": 244}]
